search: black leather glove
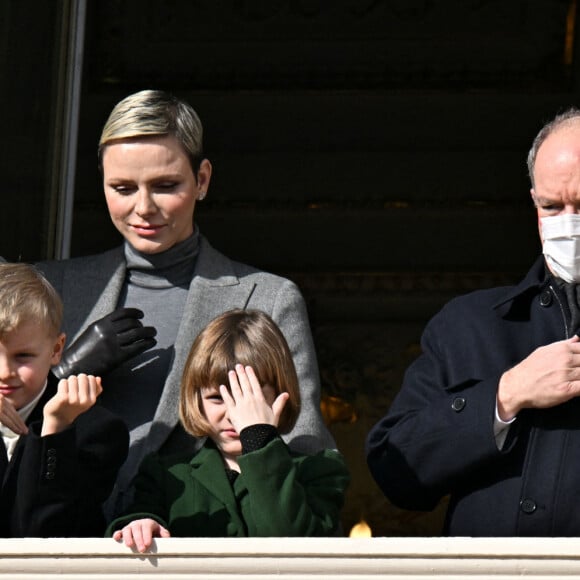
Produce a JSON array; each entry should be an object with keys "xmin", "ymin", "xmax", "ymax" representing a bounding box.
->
[{"xmin": 53, "ymin": 308, "xmax": 157, "ymax": 379}]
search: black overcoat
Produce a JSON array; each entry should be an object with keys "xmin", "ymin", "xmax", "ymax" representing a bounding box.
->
[{"xmin": 366, "ymin": 256, "xmax": 580, "ymax": 536}]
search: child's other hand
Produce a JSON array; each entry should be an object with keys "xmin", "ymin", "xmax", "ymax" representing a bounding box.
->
[
  {"xmin": 112, "ymin": 518, "xmax": 171, "ymax": 553},
  {"xmin": 220, "ymin": 364, "xmax": 289, "ymax": 433},
  {"xmin": 0, "ymin": 395, "xmax": 28, "ymax": 435},
  {"xmin": 41, "ymin": 374, "xmax": 102, "ymax": 436}
]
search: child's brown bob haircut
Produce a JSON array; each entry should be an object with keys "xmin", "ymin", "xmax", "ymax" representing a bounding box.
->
[
  {"xmin": 179, "ymin": 309, "xmax": 301, "ymax": 437},
  {"xmin": 0, "ymin": 263, "xmax": 63, "ymax": 339}
]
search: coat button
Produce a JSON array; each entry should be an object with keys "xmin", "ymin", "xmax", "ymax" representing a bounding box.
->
[
  {"xmin": 520, "ymin": 498, "xmax": 537, "ymax": 514},
  {"xmin": 539, "ymin": 290, "xmax": 552, "ymax": 307},
  {"xmin": 451, "ymin": 397, "xmax": 466, "ymax": 412}
]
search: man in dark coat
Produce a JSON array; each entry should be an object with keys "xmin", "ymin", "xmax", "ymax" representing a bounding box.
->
[{"xmin": 366, "ymin": 107, "xmax": 580, "ymax": 536}]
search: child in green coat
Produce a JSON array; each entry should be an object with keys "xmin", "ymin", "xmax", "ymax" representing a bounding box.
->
[{"xmin": 109, "ymin": 309, "xmax": 349, "ymax": 552}]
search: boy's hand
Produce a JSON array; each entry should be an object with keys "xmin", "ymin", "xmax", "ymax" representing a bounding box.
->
[
  {"xmin": 0, "ymin": 395, "xmax": 28, "ymax": 435},
  {"xmin": 112, "ymin": 518, "xmax": 171, "ymax": 553},
  {"xmin": 220, "ymin": 364, "xmax": 289, "ymax": 433},
  {"xmin": 41, "ymin": 374, "xmax": 102, "ymax": 436}
]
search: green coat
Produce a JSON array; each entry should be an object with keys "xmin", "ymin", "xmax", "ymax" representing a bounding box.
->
[{"xmin": 107, "ymin": 438, "xmax": 350, "ymax": 537}]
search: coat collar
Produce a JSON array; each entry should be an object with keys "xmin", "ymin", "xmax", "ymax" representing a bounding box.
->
[
  {"xmin": 64, "ymin": 232, "xmax": 252, "ymax": 337},
  {"xmin": 24, "ymin": 373, "xmax": 59, "ymax": 426},
  {"xmin": 61, "ymin": 246, "xmax": 126, "ymax": 342},
  {"xmin": 492, "ymin": 255, "xmax": 549, "ymax": 317},
  {"xmin": 189, "ymin": 443, "xmax": 239, "ymax": 506}
]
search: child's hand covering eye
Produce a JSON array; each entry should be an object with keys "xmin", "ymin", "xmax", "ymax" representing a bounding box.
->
[{"xmin": 220, "ymin": 364, "xmax": 289, "ymax": 433}]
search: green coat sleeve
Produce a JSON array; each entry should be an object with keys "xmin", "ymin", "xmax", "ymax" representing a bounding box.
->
[{"xmin": 237, "ymin": 438, "xmax": 350, "ymax": 536}]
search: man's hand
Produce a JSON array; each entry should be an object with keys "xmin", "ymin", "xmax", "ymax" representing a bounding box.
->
[
  {"xmin": 41, "ymin": 374, "xmax": 102, "ymax": 436},
  {"xmin": 0, "ymin": 395, "xmax": 28, "ymax": 435},
  {"xmin": 112, "ymin": 518, "xmax": 171, "ymax": 553},
  {"xmin": 220, "ymin": 364, "xmax": 289, "ymax": 433},
  {"xmin": 53, "ymin": 308, "xmax": 157, "ymax": 379},
  {"xmin": 498, "ymin": 335, "xmax": 580, "ymax": 421}
]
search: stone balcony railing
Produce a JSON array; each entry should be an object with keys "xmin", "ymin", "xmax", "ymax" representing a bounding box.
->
[{"xmin": 2, "ymin": 537, "xmax": 580, "ymax": 578}]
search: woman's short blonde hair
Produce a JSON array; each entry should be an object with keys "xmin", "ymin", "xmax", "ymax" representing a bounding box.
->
[
  {"xmin": 179, "ymin": 309, "xmax": 301, "ymax": 437},
  {"xmin": 98, "ymin": 89, "xmax": 204, "ymax": 174},
  {"xmin": 0, "ymin": 263, "xmax": 63, "ymax": 339}
]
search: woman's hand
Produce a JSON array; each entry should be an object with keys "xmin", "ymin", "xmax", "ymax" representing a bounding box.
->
[
  {"xmin": 53, "ymin": 308, "xmax": 157, "ymax": 379},
  {"xmin": 112, "ymin": 518, "xmax": 171, "ymax": 553},
  {"xmin": 220, "ymin": 364, "xmax": 288, "ymax": 433}
]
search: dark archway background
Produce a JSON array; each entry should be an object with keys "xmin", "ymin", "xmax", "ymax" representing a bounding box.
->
[{"xmin": 4, "ymin": 0, "xmax": 580, "ymax": 536}]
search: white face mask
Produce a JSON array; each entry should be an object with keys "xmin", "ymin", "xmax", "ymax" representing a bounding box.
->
[{"xmin": 541, "ymin": 214, "xmax": 580, "ymax": 283}]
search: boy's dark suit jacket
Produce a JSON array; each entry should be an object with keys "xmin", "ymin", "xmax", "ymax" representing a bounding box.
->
[{"xmin": 0, "ymin": 373, "xmax": 128, "ymax": 537}]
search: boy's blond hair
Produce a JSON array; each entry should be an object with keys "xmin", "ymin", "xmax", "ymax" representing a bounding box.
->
[
  {"xmin": 179, "ymin": 309, "xmax": 301, "ymax": 437},
  {"xmin": 0, "ymin": 263, "xmax": 63, "ymax": 339}
]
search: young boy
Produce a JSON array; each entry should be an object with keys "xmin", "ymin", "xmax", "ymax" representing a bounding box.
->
[{"xmin": 0, "ymin": 263, "xmax": 129, "ymax": 537}]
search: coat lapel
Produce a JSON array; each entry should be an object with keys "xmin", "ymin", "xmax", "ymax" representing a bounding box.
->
[
  {"xmin": 189, "ymin": 444, "xmax": 248, "ymax": 534},
  {"xmin": 189, "ymin": 444, "xmax": 238, "ymax": 508},
  {"xmin": 60, "ymin": 247, "xmax": 126, "ymax": 342},
  {"xmin": 145, "ymin": 236, "xmax": 257, "ymax": 456}
]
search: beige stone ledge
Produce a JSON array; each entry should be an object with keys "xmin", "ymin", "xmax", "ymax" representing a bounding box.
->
[{"xmin": 2, "ymin": 537, "xmax": 580, "ymax": 578}]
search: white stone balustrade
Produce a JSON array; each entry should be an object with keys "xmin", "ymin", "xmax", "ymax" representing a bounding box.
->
[{"xmin": 1, "ymin": 537, "xmax": 580, "ymax": 578}]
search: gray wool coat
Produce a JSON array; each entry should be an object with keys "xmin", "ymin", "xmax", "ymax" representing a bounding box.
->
[{"xmin": 38, "ymin": 235, "xmax": 335, "ymax": 514}]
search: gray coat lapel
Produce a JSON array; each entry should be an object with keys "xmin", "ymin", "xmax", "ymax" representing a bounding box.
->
[
  {"xmin": 145, "ymin": 236, "xmax": 257, "ymax": 456},
  {"xmin": 59, "ymin": 247, "xmax": 127, "ymax": 342}
]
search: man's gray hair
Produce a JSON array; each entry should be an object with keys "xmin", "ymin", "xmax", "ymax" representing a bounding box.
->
[{"xmin": 527, "ymin": 107, "xmax": 580, "ymax": 188}]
